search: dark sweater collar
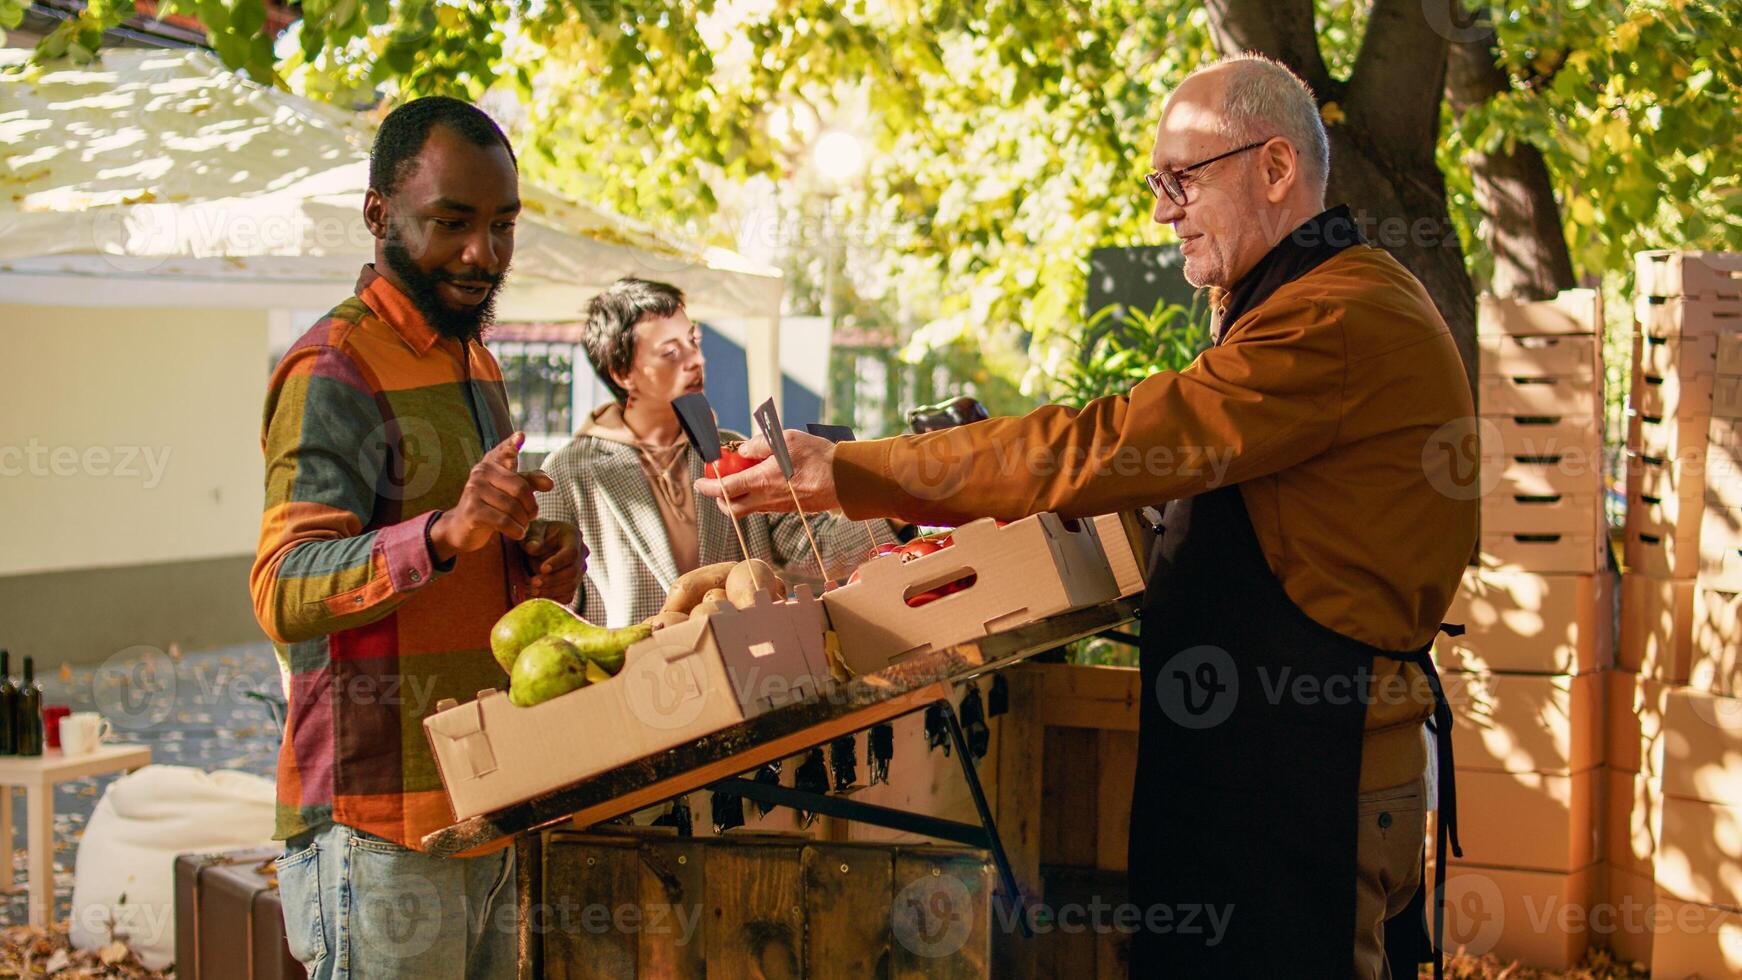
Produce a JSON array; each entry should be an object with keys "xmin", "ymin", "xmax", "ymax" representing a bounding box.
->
[{"xmin": 1219, "ymin": 205, "xmax": 1365, "ymax": 335}]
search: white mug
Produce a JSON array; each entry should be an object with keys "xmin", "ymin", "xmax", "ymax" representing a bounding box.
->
[{"xmin": 60, "ymin": 712, "xmax": 112, "ymax": 756}]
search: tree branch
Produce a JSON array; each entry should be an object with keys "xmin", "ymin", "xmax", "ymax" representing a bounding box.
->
[
  {"xmin": 1346, "ymin": 0, "xmax": 1455, "ymax": 159},
  {"xmin": 1200, "ymin": 0, "xmax": 1333, "ymax": 98},
  {"xmin": 1444, "ymin": 9, "xmax": 1576, "ymax": 299}
]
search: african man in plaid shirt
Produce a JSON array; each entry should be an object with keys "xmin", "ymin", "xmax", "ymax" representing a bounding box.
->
[{"xmin": 251, "ymin": 97, "xmax": 583, "ymax": 980}]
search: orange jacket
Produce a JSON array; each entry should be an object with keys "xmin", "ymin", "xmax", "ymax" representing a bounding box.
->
[{"xmin": 834, "ymin": 244, "xmax": 1477, "ymax": 791}]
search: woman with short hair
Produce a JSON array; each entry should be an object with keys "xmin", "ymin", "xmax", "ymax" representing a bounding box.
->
[{"xmin": 537, "ymin": 277, "xmax": 898, "ymax": 626}]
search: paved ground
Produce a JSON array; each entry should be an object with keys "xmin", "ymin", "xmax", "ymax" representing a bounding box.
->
[{"xmin": 0, "ymin": 642, "xmax": 282, "ymax": 926}]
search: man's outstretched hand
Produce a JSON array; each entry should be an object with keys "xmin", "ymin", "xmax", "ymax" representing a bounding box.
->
[{"xmin": 695, "ymin": 429, "xmax": 841, "ymax": 517}]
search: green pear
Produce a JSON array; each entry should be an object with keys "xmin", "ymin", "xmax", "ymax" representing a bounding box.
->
[
  {"xmin": 583, "ymin": 659, "xmax": 612, "ymax": 685},
  {"xmin": 492, "ymin": 599, "xmax": 578, "ymax": 674},
  {"xmin": 560, "ymin": 625, "xmax": 650, "ymax": 676},
  {"xmin": 508, "ymin": 636, "xmax": 591, "ymax": 707},
  {"xmin": 492, "ymin": 600, "xmax": 652, "ymax": 676}
]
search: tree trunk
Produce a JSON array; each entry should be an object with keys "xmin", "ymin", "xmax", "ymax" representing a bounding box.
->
[
  {"xmin": 1203, "ymin": 0, "xmax": 1479, "ymax": 393},
  {"xmin": 1446, "ymin": 17, "xmax": 1577, "ymax": 301}
]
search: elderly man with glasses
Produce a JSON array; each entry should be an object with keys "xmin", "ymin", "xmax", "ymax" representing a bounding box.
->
[{"xmin": 702, "ymin": 53, "xmax": 1476, "ymax": 978}]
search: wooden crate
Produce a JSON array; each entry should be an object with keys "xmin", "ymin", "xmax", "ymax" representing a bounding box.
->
[
  {"xmin": 992, "ymin": 663, "xmax": 1141, "ymax": 980},
  {"xmin": 541, "ymin": 830, "xmax": 996, "ymax": 979},
  {"xmin": 1635, "ymin": 294, "xmax": 1742, "ymax": 338},
  {"xmin": 1429, "ymin": 861, "xmax": 1598, "ymax": 971},
  {"xmin": 1692, "ymin": 586, "xmax": 1742, "ymax": 696}
]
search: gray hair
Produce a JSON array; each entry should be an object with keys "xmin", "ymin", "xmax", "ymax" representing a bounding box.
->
[{"xmin": 1208, "ymin": 53, "xmax": 1330, "ymax": 198}]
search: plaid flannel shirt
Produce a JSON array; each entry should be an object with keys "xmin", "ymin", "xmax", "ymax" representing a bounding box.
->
[{"xmin": 251, "ymin": 266, "xmax": 531, "ymax": 849}]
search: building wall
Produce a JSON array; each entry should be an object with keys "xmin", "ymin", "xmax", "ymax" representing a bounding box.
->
[{"xmin": 0, "ymin": 304, "xmax": 271, "ymax": 665}]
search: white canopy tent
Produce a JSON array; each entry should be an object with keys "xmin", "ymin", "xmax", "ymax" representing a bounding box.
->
[{"xmin": 0, "ymin": 48, "xmax": 785, "ymax": 400}]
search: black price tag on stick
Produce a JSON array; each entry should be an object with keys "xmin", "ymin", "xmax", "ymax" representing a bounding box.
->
[
  {"xmin": 753, "ymin": 398, "xmax": 796, "ymax": 479},
  {"xmin": 806, "ymin": 423, "xmax": 856, "ymax": 443},
  {"xmin": 671, "ymin": 393, "xmax": 722, "ymax": 462}
]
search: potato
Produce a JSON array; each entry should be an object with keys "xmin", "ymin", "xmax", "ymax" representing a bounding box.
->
[
  {"xmin": 641, "ymin": 610, "xmax": 690, "ymax": 632},
  {"xmin": 689, "ymin": 596, "xmax": 729, "ymax": 622},
  {"xmin": 726, "ymin": 559, "xmax": 783, "ymax": 608},
  {"xmin": 661, "ymin": 561, "xmax": 737, "ymax": 615},
  {"xmin": 701, "ymin": 587, "xmax": 730, "ymax": 607}
]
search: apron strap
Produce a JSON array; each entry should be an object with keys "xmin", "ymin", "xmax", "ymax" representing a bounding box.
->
[{"xmin": 1398, "ymin": 623, "xmax": 1465, "ymax": 980}]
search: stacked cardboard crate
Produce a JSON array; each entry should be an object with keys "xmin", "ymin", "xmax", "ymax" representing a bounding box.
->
[
  {"xmin": 1432, "ymin": 290, "xmax": 1613, "ymax": 969},
  {"xmin": 1477, "ymin": 289, "xmax": 1608, "ymax": 576},
  {"xmin": 1606, "ymin": 250, "xmax": 1742, "ymax": 975}
]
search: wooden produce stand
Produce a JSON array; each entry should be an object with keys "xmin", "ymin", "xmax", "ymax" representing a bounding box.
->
[{"xmin": 421, "ymin": 598, "xmax": 1141, "ymax": 979}]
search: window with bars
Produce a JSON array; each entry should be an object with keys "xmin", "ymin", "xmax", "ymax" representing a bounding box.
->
[{"xmin": 491, "ymin": 341, "xmax": 579, "ymax": 464}]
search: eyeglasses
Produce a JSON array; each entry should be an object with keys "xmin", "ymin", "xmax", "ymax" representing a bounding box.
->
[{"xmin": 1143, "ymin": 139, "xmax": 1272, "ymax": 206}]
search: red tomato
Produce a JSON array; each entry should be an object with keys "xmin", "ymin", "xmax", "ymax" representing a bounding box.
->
[
  {"xmin": 848, "ymin": 569, "xmax": 863, "ymax": 584},
  {"xmin": 872, "ymin": 543, "xmax": 905, "ymax": 558},
  {"xmin": 709, "ymin": 448, "xmax": 755, "ymax": 478},
  {"xmin": 900, "ymin": 539, "xmax": 943, "ymax": 561},
  {"xmin": 907, "ymin": 589, "xmax": 945, "ymax": 607}
]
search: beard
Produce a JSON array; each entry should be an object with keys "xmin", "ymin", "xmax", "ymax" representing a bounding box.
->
[{"xmin": 381, "ymin": 225, "xmax": 509, "ymax": 343}]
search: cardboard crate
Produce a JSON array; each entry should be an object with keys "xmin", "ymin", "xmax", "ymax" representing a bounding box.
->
[
  {"xmin": 1090, "ymin": 511, "xmax": 1154, "ymax": 599},
  {"xmin": 1722, "ymin": 333, "xmax": 1742, "ymax": 375},
  {"xmin": 1484, "ymin": 414, "xmax": 1604, "ymax": 455},
  {"xmin": 1654, "ymin": 796, "xmax": 1742, "ymax": 909},
  {"xmin": 1479, "ymin": 333, "xmax": 1601, "ymax": 377},
  {"xmin": 1603, "ymin": 864, "xmax": 1660, "ymax": 967},
  {"xmin": 1478, "ymin": 288, "xmax": 1602, "ymax": 336},
  {"xmin": 1445, "ymin": 670, "xmax": 1602, "ymax": 774},
  {"xmin": 1636, "ymin": 293, "xmax": 1742, "ymax": 337},
  {"xmin": 1606, "ymin": 673, "xmax": 1667, "ymax": 777},
  {"xmin": 1490, "ymin": 455, "xmax": 1607, "ymax": 498},
  {"xmin": 1707, "ymin": 417, "xmax": 1742, "ymax": 507},
  {"xmin": 424, "ymin": 588, "xmax": 832, "ymax": 821},
  {"xmin": 1482, "ymin": 493, "xmax": 1604, "ymax": 535},
  {"xmin": 1718, "ymin": 375, "xmax": 1742, "ymax": 420},
  {"xmin": 1692, "ymin": 586, "xmax": 1742, "ymax": 696},
  {"xmin": 1440, "ymin": 568, "xmax": 1613, "ymax": 675},
  {"xmin": 1628, "ymin": 411, "xmax": 1709, "ymax": 470},
  {"xmin": 1432, "ymin": 862, "xmax": 1597, "ymax": 971},
  {"xmin": 1606, "ymin": 768, "xmax": 1664, "ymax": 876},
  {"xmin": 1451, "ymin": 767, "xmax": 1600, "ymax": 873},
  {"xmin": 1481, "ymin": 373, "xmax": 1603, "ymax": 418},
  {"xmin": 1625, "ymin": 485, "xmax": 1704, "ymax": 542},
  {"xmin": 1636, "ymin": 250, "xmax": 1742, "ymax": 302},
  {"xmin": 1699, "ymin": 505, "xmax": 1742, "ymax": 590},
  {"xmin": 1631, "ymin": 365, "xmax": 1716, "ymax": 423},
  {"xmin": 1481, "ymin": 532, "xmax": 1604, "ymax": 575},
  {"xmin": 823, "ymin": 513, "xmax": 1118, "ymax": 674},
  {"xmin": 1659, "ymin": 687, "xmax": 1742, "ymax": 808},
  {"xmin": 1649, "ymin": 897, "xmax": 1742, "ymax": 980},
  {"xmin": 1624, "ymin": 526, "xmax": 1702, "ymax": 579},
  {"xmin": 1618, "ymin": 574, "xmax": 1695, "ymax": 684},
  {"xmin": 1635, "ymin": 329, "xmax": 1720, "ymax": 380}
]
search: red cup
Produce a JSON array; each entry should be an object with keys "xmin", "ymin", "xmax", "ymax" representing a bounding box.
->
[{"xmin": 44, "ymin": 705, "xmax": 72, "ymax": 750}]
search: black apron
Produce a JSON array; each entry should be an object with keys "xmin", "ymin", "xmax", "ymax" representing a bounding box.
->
[{"xmin": 1126, "ymin": 207, "xmax": 1462, "ymax": 978}]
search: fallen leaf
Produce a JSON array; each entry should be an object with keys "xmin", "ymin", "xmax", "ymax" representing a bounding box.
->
[
  {"xmin": 1320, "ymin": 101, "xmax": 1346, "ymax": 125},
  {"xmin": 45, "ymin": 947, "xmax": 70, "ymax": 972},
  {"xmin": 99, "ymin": 939, "xmax": 129, "ymax": 964}
]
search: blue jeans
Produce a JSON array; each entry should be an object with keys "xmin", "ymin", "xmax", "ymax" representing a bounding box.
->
[{"xmin": 275, "ymin": 823, "xmax": 517, "ymax": 980}]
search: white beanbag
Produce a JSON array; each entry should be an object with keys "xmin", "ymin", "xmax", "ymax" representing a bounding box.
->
[{"xmin": 69, "ymin": 765, "xmax": 276, "ymax": 970}]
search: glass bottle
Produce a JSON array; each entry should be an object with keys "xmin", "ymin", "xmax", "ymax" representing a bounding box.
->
[
  {"xmin": 0, "ymin": 650, "xmax": 16, "ymax": 755},
  {"xmin": 15, "ymin": 656, "xmax": 42, "ymax": 757}
]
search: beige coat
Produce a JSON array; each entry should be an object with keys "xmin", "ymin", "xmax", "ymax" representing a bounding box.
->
[{"xmin": 538, "ymin": 427, "xmax": 898, "ymax": 628}]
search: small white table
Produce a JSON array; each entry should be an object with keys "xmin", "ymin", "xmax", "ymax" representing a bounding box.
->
[{"xmin": 0, "ymin": 744, "xmax": 152, "ymax": 926}]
